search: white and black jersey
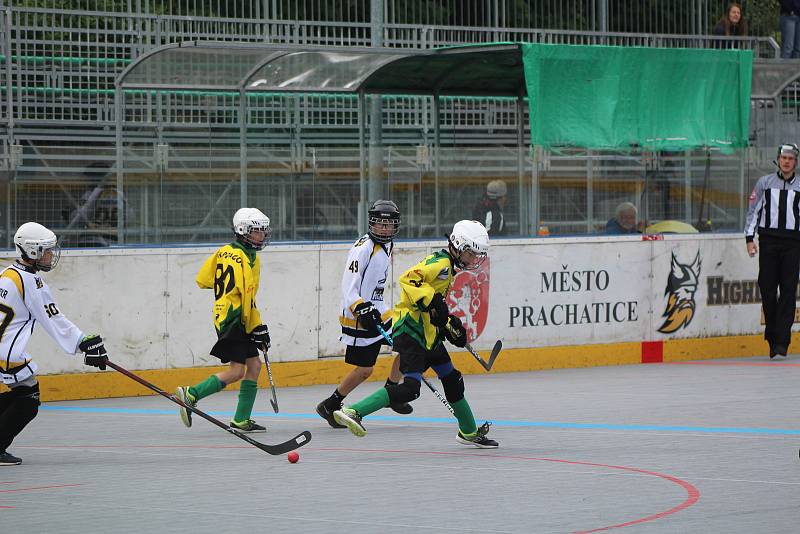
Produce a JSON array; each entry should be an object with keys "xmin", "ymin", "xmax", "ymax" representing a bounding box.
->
[
  {"xmin": 339, "ymin": 234, "xmax": 392, "ymax": 347},
  {"xmin": 745, "ymin": 172, "xmax": 800, "ymax": 242},
  {"xmin": 0, "ymin": 262, "xmax": 84, "ymax": 385}
]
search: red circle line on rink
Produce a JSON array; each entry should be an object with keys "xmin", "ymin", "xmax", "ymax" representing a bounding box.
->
[
  {"xmin": 315, "ymin": 447, "xmax": 700, "ymax": 533},
  {"xmin": 13, "ymin": 444, "xmax": 700, "ymax": 531}
]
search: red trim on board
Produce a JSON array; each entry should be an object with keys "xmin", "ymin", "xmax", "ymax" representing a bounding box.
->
[{"xmin": 641, "ymin": 341, "xmax": 663, "ymax": 363}]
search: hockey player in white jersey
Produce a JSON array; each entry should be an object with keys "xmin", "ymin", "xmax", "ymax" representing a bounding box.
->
[
  {"xmin": 0, "ymin": 222, "xmax": 108, "ymax": 466},
  {"xmin": 316, "ymin": 200, "xmax": 412, "ymax": 427}
]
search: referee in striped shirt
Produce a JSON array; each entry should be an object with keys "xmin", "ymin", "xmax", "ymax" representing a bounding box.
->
[{"xmin": 745, "ymin": 143, "xmax": 800, "ymax": 359}]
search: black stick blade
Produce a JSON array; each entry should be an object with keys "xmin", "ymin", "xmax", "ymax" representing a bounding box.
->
[
  {"xmin": 251, "ymin": 430, "xmax": 312, "ymax": 455},
  {"xmin": 485, "ymin": 340, "xmax": 503, "ymax": 370}
]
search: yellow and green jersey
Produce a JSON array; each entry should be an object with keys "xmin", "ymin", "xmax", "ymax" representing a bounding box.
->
[
  {"xmin": 197, "ymin": 242, "xmax": 262, "ymax": 340},
  {"xmin": 392, "ymin": 250, "xmax": 454, "ymax": 350}
]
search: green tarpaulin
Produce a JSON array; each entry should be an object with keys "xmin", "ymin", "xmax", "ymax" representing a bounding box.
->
[{"xmin": 521, "ymin": 43, "xmax": 752, "ymax": 151}]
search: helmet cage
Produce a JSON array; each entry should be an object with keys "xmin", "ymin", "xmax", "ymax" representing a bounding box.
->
[
  {"xmin": 368, "ymin": 201, "xmax": 401, "ymax": 244},
  {"xmin": 233, "ymin": 209, "xmax": 271, "ymax": 250},
  {"xmin": 15, "ymin": 232, "xmax": 61, "ymax": 272},
  {"xmin": 448, "ymin": 220, "xmax": 489, "ymax": 271}
]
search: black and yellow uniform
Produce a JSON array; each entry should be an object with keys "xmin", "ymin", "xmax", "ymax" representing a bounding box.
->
[
  {"xmin": 197, "ymin": 241, "xmax": 263, "ymax": 363},
  {"xmin": 393, "ymin": 250, "xmax": 454, "ymax": 350}
]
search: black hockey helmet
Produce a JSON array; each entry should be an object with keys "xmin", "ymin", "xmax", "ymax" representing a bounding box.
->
[{"xmin": 368, "ymin": 199, "xmax": 401, "ymax": 244}]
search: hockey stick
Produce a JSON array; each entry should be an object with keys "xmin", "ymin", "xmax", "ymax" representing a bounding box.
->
[
  {"xmin": 421, "ymin": 375, "xmax": 455, "ymax": 416},
  {"xmin": 445, "ymin": 323, "xmax": 503, "ymax": 372},
  {"xmin": 376, "ymin": 324, "xmax": 455, "ymax": 415},
  {"xmin": 105, "ymin": 360, "xmax": 310, "ymax": 455},
  {"xmin": 259, "ymin": 344, "xmax": 279, "ymax": 413}
]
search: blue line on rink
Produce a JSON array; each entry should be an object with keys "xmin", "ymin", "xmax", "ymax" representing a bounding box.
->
[{"xmin": 39, "ymin": 405, "xmax": 800, "ymax": 435}]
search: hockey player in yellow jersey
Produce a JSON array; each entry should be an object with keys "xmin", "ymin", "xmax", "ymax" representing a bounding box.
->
[
  {"xmin": 176, "ymin": 208, "xmax": 272, "ymax": 433},
  {"xmin": 0, "ymin": 222, "xmax": 108, "ymax": 466},
  {"xmin": 316, "ymin": 200, "xmax": 412, "ymax": 428},
  {"xmin": 335, "ymin": 220, "xmax": 499, "ymax": 447}
]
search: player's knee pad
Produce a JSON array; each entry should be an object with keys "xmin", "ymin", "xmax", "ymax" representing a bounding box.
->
[
  {"xmin": 440, "ymin": 369, "xmax": 465, "ymax": 403},
  {"xmin": 386, "ymin": 376, "xmax": 421, "ymax": 404}
]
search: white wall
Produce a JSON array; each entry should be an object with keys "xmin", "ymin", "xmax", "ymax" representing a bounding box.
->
[{"xmin": 4, "ymin": 233, "xmax": 761, "ymax": 374}]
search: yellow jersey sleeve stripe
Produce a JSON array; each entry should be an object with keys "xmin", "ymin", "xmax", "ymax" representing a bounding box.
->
[{"xmin": 2, "ymin": 269, "xmax": 24, "ymax": 300}]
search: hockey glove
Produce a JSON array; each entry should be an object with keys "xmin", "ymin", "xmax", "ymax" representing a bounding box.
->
[
  {"xmin": 80, "ymin": 334, "xmax": 108, "ymax": 370},
  {"xmin": 428, "ymin": 293, "xmax": 449, "ymax": 328},
  {"xmin": 249, "ymin": 324, "xmax": 271, "ymax": 350},
  {"xmin": 444, "ymin": 315, "xmax": 467, "ymax": 348},
  {"xmin": 353, "ymin": 301, "xmax": 382, "ymax": 331}
]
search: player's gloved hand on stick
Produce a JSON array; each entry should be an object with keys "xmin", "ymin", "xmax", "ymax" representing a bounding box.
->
[
  {"xmin": 250, "ymin": 324, "xmax": 271, "ymax": 350},
  {"xmin": 80, "ymin": 334, "xmax": 108, "ymax": 370},
  {"xmin": 444, "ymin": 314, "xmax": 467, "ymax": 347},
  {"xmin": 428, "ymin": 293, "xmax": 449, "ymax": 327},
  {"xmin": 353, "ymin": 301, "xmax": 382, "ymax": 331}
]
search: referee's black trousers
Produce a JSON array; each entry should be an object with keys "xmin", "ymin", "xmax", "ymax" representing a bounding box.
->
[{"xmin": 758, "ymin": 234, "xmax": 800, "ymax": 348}]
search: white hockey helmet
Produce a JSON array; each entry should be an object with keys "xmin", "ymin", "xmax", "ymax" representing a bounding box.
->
[
  {"xmin": 778, "ymin": 143, "xmax": 799, "ymax": 160},
  {"xmin": 486, "ymin": 180, "xmax": 508, "ymax": 199},
  {"xmin": 448, "ymin": 220, "xmax": 489, "ymax": 270},
  {"xmin": 14, "ymin": 222, "xmax": 61, "ymax": 272},
  {"xmin": 232, "ymin": 207, "xmax": 271, "ymax": 250}
]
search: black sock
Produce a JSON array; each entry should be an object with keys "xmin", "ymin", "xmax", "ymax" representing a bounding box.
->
[{"xmin": 326, "ymin": 389, "xmax": 346, "ymax": 409}]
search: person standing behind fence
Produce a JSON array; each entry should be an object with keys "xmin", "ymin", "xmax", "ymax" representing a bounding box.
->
[
  {"xmin": 712, "ymin": 3, "xmax": 747, "ymax": 49},
  {"xmin": 472, "ymin": 180, "xmax": 507, "ymax": 236},
  {"xmin": 745, "ymin": 143, "xmax": 800, "ymax": 360},
  {"xmin": 781, "ymin": 1, "xmax": 800, "ymax": 58}
]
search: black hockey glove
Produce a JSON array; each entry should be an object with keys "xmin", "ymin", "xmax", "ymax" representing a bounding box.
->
[
  {"xmin": 444, "ymin": 315, "xmax": 467, "ymax": 348},
  {"xmin": 249, "ymin": 324, "xmax": 271, "ymax": 350},
  {"xmin": 80, "ymin": 334, "xmax": 108, "ymax": 370},
  {"xmin": 428, "ymin": 293, "xmax": 449, "ymax": 328},
  {"xmin": 353, "ymin": 301, "xmax": 382, "ymax": 331}
]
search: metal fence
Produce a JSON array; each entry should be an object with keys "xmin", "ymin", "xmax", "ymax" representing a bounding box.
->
[{"xmin": 0, "ymin": 0, "xmax": 794, "ymax": 248}]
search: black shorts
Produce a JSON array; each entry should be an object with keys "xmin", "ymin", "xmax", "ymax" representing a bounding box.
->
[
  {"xmin": 393, "ymin": 333, "xmax": 451, "ymax": 375},
  {"xmin": 210, "ymin": 339, "xmax": 259, "ymax": 364},
  {"xmin": 344, "ymin": 339, "xmax": 384, "ymax": 367}
]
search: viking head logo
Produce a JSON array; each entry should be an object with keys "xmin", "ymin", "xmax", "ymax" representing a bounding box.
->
[{"xmin": 658, "ymin": 251, "xmax": 701, "ymax": 334}]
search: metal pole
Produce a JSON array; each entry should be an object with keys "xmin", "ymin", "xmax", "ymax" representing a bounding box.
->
[
  {"xmin": 434, "ymin": 93, "xmax": 441, "ymax": 237},
  {"xmin": 516, "ymin": 95, "xmax": 528, "ymax": 236},
  {"xmin": 358, "ymin": 90, "xmax": 367, "ymax": 236},
  {"xmin": 114, "ymin": 81, "xmax": 124, "ymax": 244},
  {"xmin": 597, "ymin": 0, "xmax": 608, "ymax": 33},
  {"xmin": 4, "ymin": 7, "xmax": 14, "ymax": 145},
  {"xmin": 239, "ymin": 89, "xmax": 247, "ymax": 207},
  {"xmin": 368, "ymin": 0, "xmax": 384, "ymax": 204}
]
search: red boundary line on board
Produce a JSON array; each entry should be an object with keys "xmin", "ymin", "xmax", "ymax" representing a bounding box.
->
[{"xmin": 641, "ymin": 340, "xmax": 664, "ymax": 363}]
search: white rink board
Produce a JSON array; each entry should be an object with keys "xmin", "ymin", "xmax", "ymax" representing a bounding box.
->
[{"xmin": 0, "ymin": 233, "xmax": 765, "ymax": 374}]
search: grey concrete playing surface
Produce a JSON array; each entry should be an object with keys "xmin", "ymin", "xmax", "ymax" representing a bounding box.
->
[{"xmin": 2, "ymin": 356, "xmax": 800, "ymax": 533}]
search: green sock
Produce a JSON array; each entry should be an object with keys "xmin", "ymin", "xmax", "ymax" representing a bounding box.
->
[
  {"xmin": 189, "ymin": 375, "xmax": 223, "ymax": 401},
  {"xmin": 233, "ymin": 379, "xmax": 258, "ymax": 422},
  {"xmin": 451, "ymin": 398, "xmax": 478, "ymax": 435},
  {"xmin": 350, "ymin": 387, "xmax": 390, "ymax": 417}
]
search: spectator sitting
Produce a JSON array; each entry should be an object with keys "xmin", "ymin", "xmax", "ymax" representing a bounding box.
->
[
  {"xmin": 606, "ymin": 202, "xmax": 640, "ymax": 235},
  {"xmin": 472, "ymin": 179, "xmax": 507, "ymax": 236},
  {"xmin": 712, "ymin": 2, "xmax": 747, "ymax": 49}
]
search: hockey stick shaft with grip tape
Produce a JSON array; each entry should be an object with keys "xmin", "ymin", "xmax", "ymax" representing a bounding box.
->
[{"xmin": 105, "ymin": 360, "xmax": 310, "ymax": 455}]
